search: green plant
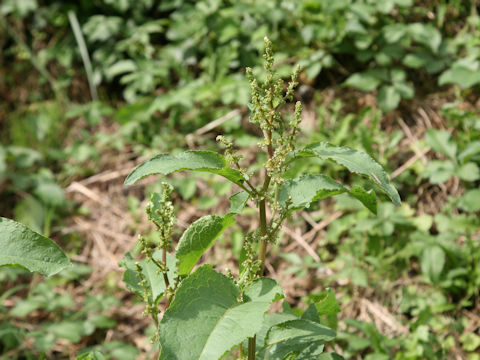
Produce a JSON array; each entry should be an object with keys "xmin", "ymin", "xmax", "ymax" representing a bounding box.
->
[{"xmin": 120, "ymin": 37, "xmax": 400, "ymax": 359}]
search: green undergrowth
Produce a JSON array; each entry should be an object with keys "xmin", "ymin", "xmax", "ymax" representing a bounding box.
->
[{"xmin": 1, "ymin": 0, "xmax": 480, "ymax": 359}]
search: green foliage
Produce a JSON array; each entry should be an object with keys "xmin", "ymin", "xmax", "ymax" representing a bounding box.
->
[
  {"xmin": 0, "ymin": 217, "xmax": 71, "ymax": 276},
  {"xmin": 159, "ymin": 266, "xmax": 282, "ymax": 360},
  {"xmin": 300, "ymin": 142, "xmax": 400, "ymax": 205},
  {"xmin": 423, "ymin": 129, "xmax": 480, "ymax": 184},
  {"xmin": 124, "ymin": 151, "xmax": 246, "ymax": 186},
  {"xmin": 120, "ymin": 38, "xmax": 400, "ymax": 359},
  {"xmin": 175, "ymin": 215, "xmax": 234, "ymax": 275},
  {"xmin": 120, "ymin": 250, "xmax": 176, "ymax": 304},
  {"xmin": 3, "ymin": 1, "xmax": 480, "ymax": 359}
]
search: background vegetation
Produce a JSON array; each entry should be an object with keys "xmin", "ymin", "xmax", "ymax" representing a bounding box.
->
[{"xmin": 1, "ymin": 0, "xmax": 479, "ymax": 359}]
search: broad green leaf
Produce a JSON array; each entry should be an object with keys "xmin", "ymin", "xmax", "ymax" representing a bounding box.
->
[
  {"xmin": 0, "ymin": 217, "xmax": 71, "ymax": 276},
  {"xmin": 377, "ymin": 85, "xmax": 401, "ymax": 112},
  {"xmin": 425, "ymin": 129, "xmax": 457, "ymax": 160},
  {"xmin": 176, "ymin": 215, "xmax": 234, "ymax": 275},
  {"xmin": 393, "ymin": 81, "xmax": 414, "ymax": 99},
  {"xmin": 243, "ymin": 277, "xmax": 284, "ymax": 303},
  {"xmin": 119, "ymin": 250, "xmax": 176, "ymax": 305},
  {"xmin": 265, "ymin": 319, "xmax": 336, "ymax": 359},
  {"xmin": 382, "ymin": 24, "xmax": 407, "ymax": 43},
  {"xmin": 460, "ymin": 333, "xmax": 480, "ymax": 352},
  {"xmin": 423, "ymin": 160, "xmax": 455, "ymax": 183},
  {"xmin": 421, "ymin": 245, "xmax": 445, "ymax": 283},
  {"xmin": 408, "ymin": 23, "xmax": 442, "ymax": 53},
  {"xmin": 34, "ymin": 182, "xmax": 66, "ymax": 207},
  {"xmin": 278, "ymin": 174, "xmax": 345, "ymax": 209},
  {"xmin": 458, "ymin": 189, "xmax": 480, "ymax": 212},
  {"xmin": 228, "ymin": 191, "xmax": 250, "ymax": 214},
  {"xmin": 124, "ymin": 151, "xmax": 246, "ymax": 186},
  {"xmin": 457, "ymin": 162, "xmax": 480, "ymax": 182},
  {"xmin": 314, "ymin": 288, "xmax": 341, "ymax": 317},
  {"xmin": 403, "ymin": 52, "xmax": 445, "ymax": 73},
  {"xmin": 439, "ymin": 65, "xmax": 480, "ymax": 88},
  {"xmin": 343, "ymin": 73, "xmax": 380, "ymax": 92},
  {"xmin": 349, "ymin": 186, "xmax": 377, "ymax": 215},
  {"xmin": 458, "ymin": 141, "xmax": 480, "ymax": 163},
  {"xmin": 301, "ymin": 303, "xmax": 321, "ymax": 323},
  {"xmin": 300, "ymin": 142, "xmax": 400, "ymax": 205},
  {"xmin": 159, "ymin": 266, "xmax": 283, "ymax": 360},
  {"xmin": 256, "ymin": 313, "xmax": 298, "ymax": 354}
]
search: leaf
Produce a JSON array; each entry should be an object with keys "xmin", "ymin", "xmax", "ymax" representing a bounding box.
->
[
  {"xmin": 33, "ymin": 182, "xmax": 66, "ymax": 207},
  {"xmin": 301, "ymin": 303, "xmax": 321, "ymax": 323},
  {"xmin": 460, "ymin": 333, "xmax": 480, "ymax": 352},
  {"xmin": 377, "ymin": 85, "xmax": 401, "ymax": 112},
  {"xmin": 344, "ymin": 73, "xmax": 380, "ymax": 92},
  {"xmin": 300, "ymin": 142, "xmax": 400, "ymax": 205},
  {"xmin": 176, "ymin": 215, "xmax": 234, "ymax": 275},
  {"xmin": 458, "ymin": 141, "xmax": 480, "ymax": 163},
  {"xmin": 403, "ymin": 52, "xmax": 445, "ymax": 73},
  {"xmin": 228, "ymin": 191, "xmax": 250, "ymax": 214},
  {"xmin": 0, "ymin": 217, "xmax": 71, "ymax": 276},
  {"xmin": 315, "ymin": 288, "xmax": 341, "ymax": 317},
  {"xmin": 318, "ymin": 353, "xmax": 345, "ymax": 360},
  {"xmin": 383, "ymin": 24, "xmax": 407, "ymax": 43},
  {"xmin": 457, "ymin": 162, "xmax": 480, "ymax": 182},
  {"xmin": 425, "ymin": 129, "xmax": 457, "ymax": 159},
  {"xmin": 439, "ymin": 65, "xmax": 480, "ymax": 88},
  {"xmin": 458, "ymin": 189, "xmax": 480, "ymax": 212},
  {"xmin": 408, "ymin": 23, "xmax": 442, "ymax": 53},
  {"xmin": 278, "ymin": 174, "xmax": 346, "ymax": 209},
  {"xmin": 349, "ymin": 186, "xmax": 377, "ymax": 215},
  {"xmin": 256, "ymin": 313, "xmax": 298, "ymax": 355},
  {"xmin": 124, "ymin": 151, "xmax": 246, "ymax": 186},
  {"xmin": 421, "ymin": 245, "xmax": 445, "ymax": 283},
  {"xmin": 119, "ymin": 250, "xmax": 176, "ymax": 305},
  {"xmin": 159, "ymin": 266, "xmax": 283, "ymax": 360},
  {"xmin": 423, "ymin": 160, "xmax": 455, "ymax": 184},
  {"xmin": 265, "ymin": 319, "xmax": 336, "ymax": 359},
  {"xmin": 105, "ymin": 60, "xmax": 137, "ymax": 80}
]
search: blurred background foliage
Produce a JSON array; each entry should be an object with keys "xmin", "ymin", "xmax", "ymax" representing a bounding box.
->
[{"xmin": 1, "ymin": 0, "xmax": 480, "ymax": 359}]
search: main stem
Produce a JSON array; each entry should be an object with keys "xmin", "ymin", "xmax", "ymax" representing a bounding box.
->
[{"xmin": 248, "ymin": 124, "xmax": 274, "ymax": 359}]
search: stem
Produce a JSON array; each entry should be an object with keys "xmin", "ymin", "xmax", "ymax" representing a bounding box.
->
[
  {"xmin": 161, "ymin": 247, "xmax": 173, "ymax": 311},
  {"xmin": 247, "ymin": 336, "xmax": 256, "ymax": 360},
  {"xmin": 162, "ymin": 247, "xmax": 170, "ymax": 289}
]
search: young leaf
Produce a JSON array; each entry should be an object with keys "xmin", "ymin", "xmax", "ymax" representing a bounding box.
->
[
  {"xmin": 299, "ymin": 142, "xmax": 400, "ymax": 206},
  {"xmin": 278, "ymin": 174, "xmax": 345, "ymax": 209},
  {"xmin": 264, "ymin": 319, "xmax": 336, "ymax": 359},
  {"xmin": 377, "ymin": 85, "xmax": 401, "ymax": 112},
  {"xmin": 124, "ymin": 150, "xmax": 246, "ymax": 186},
  {"xmin": 0, "ymin": 217, "xmax": 71, "ymax": 277},
  {"xmin": 421, "ymin": 245, "xmax": 445, "ymax": 283},
  {"xmin": 159, "ymin": 265, "xmax": 283, "ymax": 360},
  {"xmin": 314, "ymin": 289, "xmax": 341, "ymax": 317},
  {"xmin": 176, "ymin": 215, "xmax": 234, "ymax": 275},
  {"xmin": 228, "ymin": 191, "xmax": 250, "ymax": 214},
  {"xmin": 425, "ymin": 129, "xmax": 457, "ymax": 160},
  {"xmin": 348, "ymin": 186, "xmax": 377, "ymax": 215},
  {"xmin": 343, "ymin": 72, "xmax": 381, "ymax": 92},
  {"xmin": 119, "ymin": 250, "xmax": 176, "ymax": 305}
]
